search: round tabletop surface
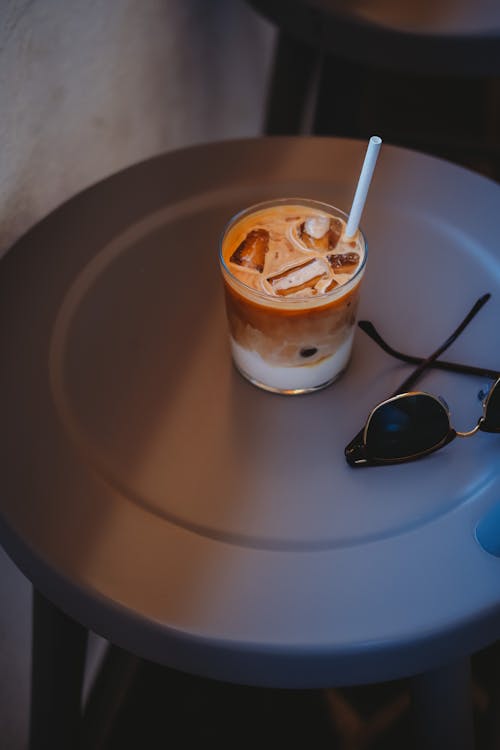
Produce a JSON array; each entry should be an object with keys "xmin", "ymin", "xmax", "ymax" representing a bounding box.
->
[{"xmin": 1, "ymin": 137, "xmax": 500, "ymax": 688}]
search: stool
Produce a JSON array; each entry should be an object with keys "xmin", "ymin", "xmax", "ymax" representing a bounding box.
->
[{"xmin": 249, "ymin": 0, "xmax": 500, "ymax": 178}]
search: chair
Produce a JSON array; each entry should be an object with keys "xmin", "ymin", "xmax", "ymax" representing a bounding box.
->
[{"xmin": 248, "ymin": 0, "xmax": 500, "ymax": 178}]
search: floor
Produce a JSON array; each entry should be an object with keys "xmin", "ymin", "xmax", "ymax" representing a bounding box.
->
[
  {"xmin": 88, "ymin": 642, "xmax": 500, "ymax": 749},
  {"xmin": 3, "ymin": 33, "xmax": 500, "ymax": 750}
]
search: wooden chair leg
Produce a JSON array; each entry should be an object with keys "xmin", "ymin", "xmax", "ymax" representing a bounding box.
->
[
  {"xmin": 264, "ymin": 29, "xmax": 320, "ymax": 135},
  {"xmin": 312, "ymin": 53, "xmax": 369, "ymax": 138},
  {"xmin": 29, "ymin": 588, "xmax": 88, "ymax": 750}
]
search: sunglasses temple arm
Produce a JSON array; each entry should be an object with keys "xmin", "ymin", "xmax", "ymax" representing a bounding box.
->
[
  {"xmin": 392, "ymin": 293, "xmax": 491, "ymax": 394},
  {"xmin": 358, "ymin": 321, "xmax": 500, "ymax": 380},
  {"xmin": 345, "ymin": 293, "xmax": 491, "ymax": 462}
]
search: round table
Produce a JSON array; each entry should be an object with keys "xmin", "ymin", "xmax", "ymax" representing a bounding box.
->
[{"xmin": 1, "ymin": 137, "xmax": 499, "ymax": 749}]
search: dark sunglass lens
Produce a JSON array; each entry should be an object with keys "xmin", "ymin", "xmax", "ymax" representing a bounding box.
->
[
  {"xmin": 483, "ymin": 380, "xmax": 500, "ymax": 432},
  {"xmin": 365, "ymin": 394, "xmax": 450, "ymax": 460}
]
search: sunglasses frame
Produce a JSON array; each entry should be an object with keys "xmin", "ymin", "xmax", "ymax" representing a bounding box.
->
[
  {"xmin": 480, "ymin": 376, "xmax": 500, "ymax": 433},
  {"xmin": 345, "ymin": 293, "xmax": 499, "ymax": 467},
  {"xmin": 360, "ymin": 391, "xmax": 457, "ymax": 465}
]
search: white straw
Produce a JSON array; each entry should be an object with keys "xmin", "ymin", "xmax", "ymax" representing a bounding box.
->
[{"xmin": 345, "ymin": 135, "xmax": 382, "ymax": 238}]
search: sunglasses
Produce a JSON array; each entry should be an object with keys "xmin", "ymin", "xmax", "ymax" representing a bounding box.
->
[{"xmin": 345, "ymin": 293, "xmax": 500, "ymax": 467}]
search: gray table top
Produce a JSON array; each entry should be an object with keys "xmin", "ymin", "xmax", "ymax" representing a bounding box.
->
[{"xmin": 1, "ymin": 137, "xmax": 500, "ymax": 688}]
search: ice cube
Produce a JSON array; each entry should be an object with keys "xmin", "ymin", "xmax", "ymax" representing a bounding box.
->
[
  {"xmin": 304, "ymin": 216, "xmax": 330, "ymax": 239},
  {"xmin": 268, "ymin": 258, "xmax": 328, "ymax": 296},
  {"xmin": 298, "ymin": 222, "xmax": 328, "ymax": 250},
  {"xmin": 299, "ymin": 217, "xmax": 343, "ymax": 251},
  {"xmin": 328, "ymin": 218, "xmax": 343, "ymax": 249},
  {"xmin": 328, "ymin": 252, "xmax": 359, "ymax": 273},
  {"xmin": 324, "ymin": 278, "xmax": 339, "ymax": 293},
  {"xmin": 230, "ymin": 229, "xmax": 269, "ymax": 272}
]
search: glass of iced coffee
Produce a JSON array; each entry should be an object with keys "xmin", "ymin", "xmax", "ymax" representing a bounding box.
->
[{"xmin": 219, "ymin": 198, "xmax": 367, "ymax": 394}]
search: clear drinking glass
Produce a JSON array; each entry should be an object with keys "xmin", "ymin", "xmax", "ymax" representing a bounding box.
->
[{"xmin": 219, "ymin": 198, "xmax": 367, "ymax": 395}]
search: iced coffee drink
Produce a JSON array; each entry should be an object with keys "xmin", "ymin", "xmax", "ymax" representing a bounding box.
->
[{"xmin": 219, "ymin": 198, "xmax": 367, "ymax": 394}]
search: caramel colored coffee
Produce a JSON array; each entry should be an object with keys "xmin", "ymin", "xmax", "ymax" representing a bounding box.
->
[{"xmin": 219, "ymin": 199, "xmax": 367, "ymax": 394}]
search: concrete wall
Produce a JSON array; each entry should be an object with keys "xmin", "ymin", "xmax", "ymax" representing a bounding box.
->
[{"xmin": 0, "ymin": 0, "xmax": 274, "ymax": 254}]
